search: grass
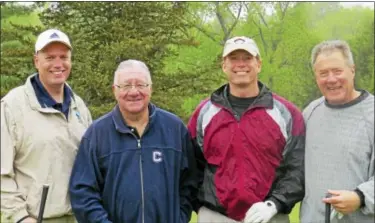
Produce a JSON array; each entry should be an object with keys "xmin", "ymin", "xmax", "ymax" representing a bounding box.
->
[
  {"xmin": 1, "ymin": 203, "xmax": 300, "ymax": 222},
  {"xmin": 189, "ymin": 202, "xmax": 300, "ymax": 223}
]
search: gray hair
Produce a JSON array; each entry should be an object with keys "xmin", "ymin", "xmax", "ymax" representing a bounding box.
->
[
  {"xmin": 113, "ymin": 59, "xmax": 152, "ymax": 85},
  {"xmin": 311, "ymin": 40, "xmax": 354, "ymax": 66}
]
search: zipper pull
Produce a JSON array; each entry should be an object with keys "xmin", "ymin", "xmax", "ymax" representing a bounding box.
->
[{"xmin": 137, "ymin": 140, "xmax": 141, "ymax": 149}]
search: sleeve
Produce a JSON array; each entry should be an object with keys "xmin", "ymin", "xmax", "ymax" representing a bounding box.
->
[
  {"xmin": 357, "ymin": 107, "xmax": 374, "ymax": 215},
  {"xmin": 356, "ymin": 97, "xmax": 375, "ymax": 215},
  {"xmin": 187, "ymin": 104, "xmax": 207, "ymax": 213},
  {"xmin": 357, "ymin": 175, "xmax": 374, "ymax": 215},
  {"xmin": 1, "ymin": 101, "xmax": 30, "ymax": 222},
  {"xmin": 179, "ymin": 129, "xmax": 199, "ymax": 223},
  {"xmin": 68, "ymin": 130, "xmax": 112, "ymax": 223},
  {"xmin": 266, "ymin": 107, "xmax": 306, "ymax": 214}
]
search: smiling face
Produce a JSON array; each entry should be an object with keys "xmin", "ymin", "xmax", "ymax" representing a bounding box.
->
[
  {"xmin": 222, "ymin": 50, "xmax": 262, "ymax": 88},
  {"xmin": 112, "ymin": 67, "xmax": 152, "ymax": 116},
  {"xmin": 313, "ymin": 50, "xmax": 357, "ymax": 105},
  {"xmin": 34, "ymin": 42, "xmax": 72, "ymax": 89}
]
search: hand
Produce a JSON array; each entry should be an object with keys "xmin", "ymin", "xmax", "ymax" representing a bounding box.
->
[
  {"xmin": 323, "ymin": 189, "xmax": 361, "ymax": 215},
  {"xmin": 243, "ymin": 201, "xmax": 277, "ymax": 223},
  {"xmin": 20, "ymin": 217, "xmax": 37, "ymax": 223}
]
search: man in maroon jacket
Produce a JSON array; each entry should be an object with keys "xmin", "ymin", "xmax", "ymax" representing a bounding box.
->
[{"xmin": 188, "ymin": 36, "xmax": 305, "ymax": 223}]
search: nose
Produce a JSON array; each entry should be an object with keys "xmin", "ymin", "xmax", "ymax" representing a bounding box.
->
[
  {"xmin": 326, "ymin": 73, "xmax": 337, "ymax": 83},
  {"xmin": 236, "ymin": 58, "xmax": 247, "ymax": 67},
  {"xmin": 126, "ymin": 87, "xmax": 140, "ymax": 94},
  {"xmin": 53, "ymin": 58, "xmax": 64, "ymax": 69}
]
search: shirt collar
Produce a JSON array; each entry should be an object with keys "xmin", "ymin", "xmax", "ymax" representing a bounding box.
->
[
  {"xmin": 31, "ymin": 74, "xmax": 72, "ymax": 110},
  {"xmin": 112, "ymin": 103, "xmax": 156, "ymax": 134}
]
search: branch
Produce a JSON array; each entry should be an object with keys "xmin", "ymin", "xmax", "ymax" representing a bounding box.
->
[
  {"xmin": 246, "ymin": 4, "xmax": 268, "ymax": 56},
  {"xmin": 278, "ymin": 2, "xmax": 290, "ymax": 20},
  {"xmin": 183, "ymin": 3, "xmax": 219, "ymax": 44},
  {"xmin": 258, "ymin": 27, "xmax": 268, "ymax": 56},
  {"xmin": 256, "ymin": 3, "xmax": 269, "ymax": 28},
  {"xmin": 193, "ymin": 24, "xmax": 218, "ymax": 43},
  {"xmin": 215, "ymin": 2, "xmax": 228, "ymax": 40},
  {"xmin": 226, "ymin": 3, "xmax": 236, "ymax": 20},
  {"xmin": 226, "ymin": 2, "xmax": 243, "ymax": 40}
]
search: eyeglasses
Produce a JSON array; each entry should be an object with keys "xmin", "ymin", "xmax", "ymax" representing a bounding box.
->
[{"xmin": 114, "ymin": 83, "xmax": 151, "ymax": 92}]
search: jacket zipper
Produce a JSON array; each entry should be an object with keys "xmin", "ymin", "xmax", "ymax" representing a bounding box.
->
[{"xmin": 137, "ymin": 139, "xmax": 145, "ymax": 223}]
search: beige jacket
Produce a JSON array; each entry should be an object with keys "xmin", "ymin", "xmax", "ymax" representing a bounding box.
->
[{"xmin": 1, "ymin": 74, "xmax": 92, "ymax": 222}]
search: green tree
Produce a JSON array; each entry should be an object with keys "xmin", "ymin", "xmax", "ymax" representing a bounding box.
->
[
  {"xmin": 1, "ymin": 2, "xmax": 373, "ymax": 122},
  {"xmin": 349, "ymin": 13, "xmax": 374, "ymax": 93},
  {"xmin": 37, "ymin": 2, "xmax": 194, "ymax": 118},
  {"xmin": 163, "ymin": 2, "xmax": 373, "ymax": 121},
  {"xmin": 1, "ymin": 2, "xmax": 42, "ymax": 98}
]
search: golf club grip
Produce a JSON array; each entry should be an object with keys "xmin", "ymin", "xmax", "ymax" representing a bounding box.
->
[
  {"xmin": 37, "ymin": 184, "xmax": 49, "ymax": 223},
  {"xmin": 325, "ymin": 193, "xmax": 332, "ymax": 223}
]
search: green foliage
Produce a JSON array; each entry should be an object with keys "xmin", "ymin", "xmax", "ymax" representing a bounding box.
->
[
  {"xmin": 1, "ymin": 2, "xmax": 374, "ymax": 119},
  {"xmin": 35, "ymin": 2, "xmax": 195, "ymax": 119},
  {"xmin": 349, "ymin": 16, "xmax": 374, "ymax": 93},
  {"xmin": 165, "ymin": 2, "xmax": 374, "ymax": 114},
  {"xmin": 1, "ymin": 2, "xmax": 43, "ymax": 97},
  {"xmin": 1, "ymin": 2, "xmax": 36, "ymax": 20}
]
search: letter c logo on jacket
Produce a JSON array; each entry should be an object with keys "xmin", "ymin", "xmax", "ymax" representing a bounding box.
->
[{"xmin": 153, "ymin": 151, "xmax": 163, "ymax": 163}]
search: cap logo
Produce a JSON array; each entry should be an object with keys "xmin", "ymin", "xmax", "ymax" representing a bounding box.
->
[
  {"xmin": 49, "ymin": 32, "xmax": 60, "ymax": 39},
  {"xmin": 234, "ymin": 38, "xmax": 245, "ymax": 44}
]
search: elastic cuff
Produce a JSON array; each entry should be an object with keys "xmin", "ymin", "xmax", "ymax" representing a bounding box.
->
[
  {"xmin": 266, "ymin": 197, "xmax": 283, "ymax": 213},
  {"xmin": 354, "ymin": 188, "xmax": 365, "ymax": 208},
  {"xmin": 14, "ymin": 209, "xmax": 30, "ymax": 223},
  {"xmin": 192, "ymin": 199, "xmax": 202, "ymax": 213}
]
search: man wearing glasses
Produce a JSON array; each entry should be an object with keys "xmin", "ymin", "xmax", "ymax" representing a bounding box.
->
[{"xmin": 68, "ymin": 59, "xmax": 198, "ymax": 223}]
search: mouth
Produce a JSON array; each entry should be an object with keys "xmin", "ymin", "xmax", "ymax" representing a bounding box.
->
[
  {"xmin": 327, "ymin": 86, "xmax": 341, "ymax": 90},
  {"xmin": 51, "ymin": 71, "xmax": 65, "ymax": 75},
  {"xmin": 234, "ymin": 71, "xmax": 249, "ymax": 75},
  {"xmin": 127, "ymin": 98, "xmax": 143, "ymax": 102},
  {"xmin": 326, "ymin": 86, "xmax": 342, "ymax": 93}
]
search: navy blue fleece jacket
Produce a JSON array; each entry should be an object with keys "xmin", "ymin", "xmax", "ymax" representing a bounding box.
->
[{"xmin": 69, "ymin": 104, "xmax": 197, "ymax": 223}]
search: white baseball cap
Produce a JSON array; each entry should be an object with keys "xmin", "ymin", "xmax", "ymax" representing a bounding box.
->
[
  {"xmin": 35, "ymin": 29, "xmax": 72, "ymax": 53},
  {"xmin": 222, "ymin": 36, "xmax": 260, "ymax": 57}
]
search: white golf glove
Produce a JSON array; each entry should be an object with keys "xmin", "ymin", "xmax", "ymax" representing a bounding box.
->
[{"xmin": 243, "ymin": 201, "xmax": 277, "ymax": 223}]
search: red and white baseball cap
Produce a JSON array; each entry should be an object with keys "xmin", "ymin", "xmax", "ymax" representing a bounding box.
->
[
  {"xmin": 35, "ymin": 29, "xmax": 72, "ymax": 53},
  {"xmin": 222, "ymin": 36, "xmax": 260, "ymax": 57}
]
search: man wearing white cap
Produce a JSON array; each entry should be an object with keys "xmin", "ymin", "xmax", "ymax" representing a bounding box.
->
[
  {"xmin": 1, "ymin": 29, "xmax": 92, "ymax": 223},
  {"xmin": 188, "ymin": 36, "xmax": 305, "ymax": 223}
]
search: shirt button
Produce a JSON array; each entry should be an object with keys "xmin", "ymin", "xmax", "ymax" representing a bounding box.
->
[{"xmin": 131, "ymin": 128, "xmax": 134, "ymax": 132}]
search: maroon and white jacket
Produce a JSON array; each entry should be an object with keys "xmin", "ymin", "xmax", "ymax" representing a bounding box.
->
[{"xmin": 188, "ymin": 82, "xmax": 305, "ymax": 221}]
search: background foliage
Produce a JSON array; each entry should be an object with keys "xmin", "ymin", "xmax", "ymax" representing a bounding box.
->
[{"xmin": 1, "ymin": 2, "xmax": 373, "ymax": 122}]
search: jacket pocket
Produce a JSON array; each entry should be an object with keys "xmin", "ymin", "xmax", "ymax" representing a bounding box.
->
[{"xmin": 26, "ymin": 182, "xmax": 43, "ymax": 218}]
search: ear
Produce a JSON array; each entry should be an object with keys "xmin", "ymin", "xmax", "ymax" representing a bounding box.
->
[
  {"xmin": 112, "ymin": 85, "xmax": 116, "ymax": 94},
  {"xmin": 351, "ymin": 64, "xmax": 356, "ymax": 77},
  {"xmin": 221, "ymin": 59, "xmax": 226, "ymax": 73},
  {"xmin": 257, "ymin": 58, "xmax": 262, "ymax": 73},
  {"xmin": 33, "ymin": 54, "xmax": 39, "ymax": 69}
]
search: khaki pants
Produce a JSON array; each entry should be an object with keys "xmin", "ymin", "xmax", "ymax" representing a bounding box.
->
[
  {"xmin": 41, "ymin": 215, "xmax": 77, "ymax": 223},
  {"xmin": 197, "ymin": 206, "xmax": 290, "ymax": 223},
  {"xmin": 1, "ymin": 214, "xmax": 76, "ymax": 223}
]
